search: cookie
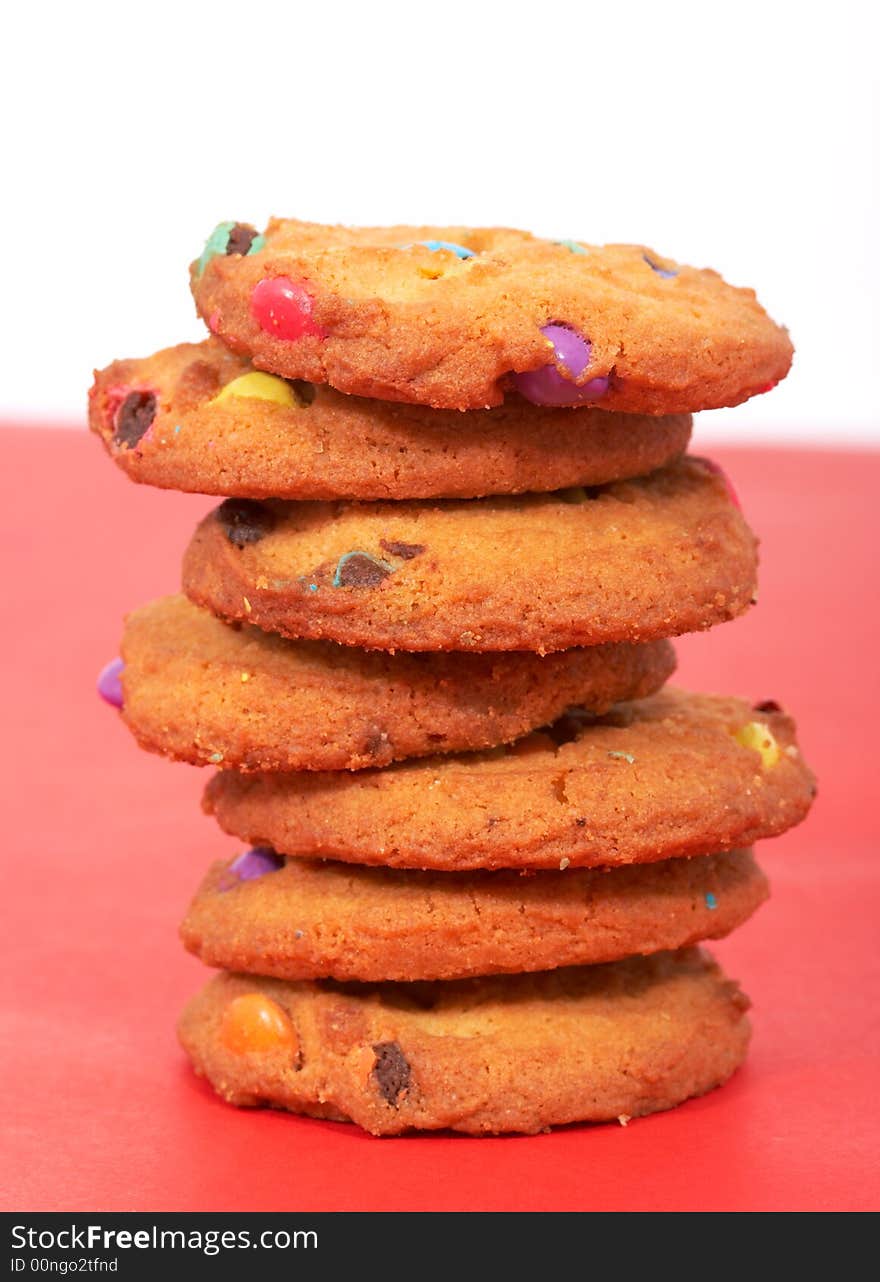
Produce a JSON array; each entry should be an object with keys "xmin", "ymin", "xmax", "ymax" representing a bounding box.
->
[
  {"xmin": 190, "ymin": 217, "xmax": 792, "ymax": 412},
  {"xmin": 181, "ymin": 847, "xmax": 767, "ymax": 983},
  {"xmin": 118, "ymin": 595, "xmax": 674, "ymax": 772},
  {"xmin": 177, "ymin": 948, "xmax": 750, "ymax": 1135},
  {"xmin": 182, "ymin": 457, "xmax": 757, "ymax": 653},
  {"xmin": 89, "ymin": 339, "xmax": 692, "ymax": 500},
  {"xmin": 204, "ymin": 689, "xmax": 815, "ymax": 871}
]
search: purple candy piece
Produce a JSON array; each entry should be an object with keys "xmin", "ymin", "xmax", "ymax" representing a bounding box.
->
[
  {"xmin": 97, "ymin": 657, "xmax": 124, "ymax": 708},
  {"xmin": 513, "ymin": 323, "xmax": 610, "ymax": 406},
  {"xmin": 227, "ymin": 846, "xmax": 284, "ymax": 884}
]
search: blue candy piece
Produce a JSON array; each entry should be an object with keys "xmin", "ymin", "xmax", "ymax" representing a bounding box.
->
[
  {"xmin": 705, "ymin": 892, "xmax": 718, "ymax": 910},
  {"xmin": 557, "ymin": 239, "xmax": 587, "ymax": 255},
  {"xmin": 643, "ymin": 254, "xmax": 677, "ymax": 279},
  {"xmin": 418, "ymin": 239, "xmax": 475, "ymax": 260}
]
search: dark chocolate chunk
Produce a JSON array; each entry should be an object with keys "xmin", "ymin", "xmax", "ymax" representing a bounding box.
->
[
  {"xmin": 113, "ymin": 390, "xmax": 157, "ymax": 448},
  {"xmin": 372, "ymin": 1042, "xmax": 411, "ymax": 1105},
  {"xmin": 333, "ymin": 551, "xmax": 393, "ymax": 588},
  {"xmin": 225, "ymin": 223, "xmax": 259, "ymax": 257},
  {"xmin": 753, "ymin": 699, "xmax": 782, "ymax": 714},
  {"xmin": 216, "ymin": 498, "xmax": 275, "ymax": 547},
  {"xmin": 380, "ymin": 539, "xmax": 426, "ymax": 561}
]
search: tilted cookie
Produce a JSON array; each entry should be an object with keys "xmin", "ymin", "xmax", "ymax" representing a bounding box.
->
[
  {"xmin": 89, "ymin": 339, "xmax": 692, "ymax": 499},
  {"xmin": 204, "ymin": 689, "xmax": 816, "ymax": 870},
  {"xmin": 178, "ymin": 949, "xmax": 751, "ymax": 1135},
  {"xmin": 190, "ymin": 217, "xmax": 792, "ymax": 412},
  {"xmin": 117, "ymin": 595, "xmax": 674, "ymax": 772},
  {"xmin": 182, "ymin": 457, "xmax": 757, "ymax": 653},
  {"xmin": 181, "ymin": 847, "xmax": 767, "ymax": 982}
]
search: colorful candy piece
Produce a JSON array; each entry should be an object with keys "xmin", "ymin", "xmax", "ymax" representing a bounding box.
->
[
  {"xmin": 643, "ymin": 254, "xmax": 678, "ymax": 279},
  {"xmin": 705, "ymin": 892, "xmax": 718, "ymax": 910},
  {"xmin": 557, "ymin": 239, "xmax": 587, "ymax": 254},
  {"xmin": 333, "ymin": 551, "xmax": 394, "ymax": 588},
  {"xmin": 693, "ymin": 457, "xmax": 741, "ymax": 510},
  {"xmin": 250, "ymin": 276, "xmax": 324, "ymax": 341},
  {"xmin": 197, "ymin": 222, "xmax": 265, "ymax": 277},
  {"xmin": 513, "ymin": 323, "xmax": 610, "ymax": 406},
  {"xmin": 113, "ymin": 390, "xmax": 157, "ymax": 449},
  {"xmin": 219, "ymin": 993, "xmax": 298, "ymax": 1056},
  {"xmin": 97, "ymin": 658, "xmax": 124, "ymax": 709},
  {"xmin": 227, "ymin": 846, "xmax": 285, "ymax": 884},
  {"xmin": 417, "ymin": 239, "xmax": 475, "ymax": 259},
  {"xmin": 733, "ymin": 720, "xmax": 781, "ymax": 768},
  {"xmin": 211, "ymin": 371, "xmax": 300, "ymax": 408}
]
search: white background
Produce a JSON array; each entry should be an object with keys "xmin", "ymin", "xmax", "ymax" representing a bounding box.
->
[{"xmin": 2, "ymin": 0, "xmax": 877, "ymax": 442}]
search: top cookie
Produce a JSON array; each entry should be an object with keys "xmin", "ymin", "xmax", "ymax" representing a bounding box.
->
[{"xmin": 190, "ymin": 218, "xmax": 793, "ymax": 412}]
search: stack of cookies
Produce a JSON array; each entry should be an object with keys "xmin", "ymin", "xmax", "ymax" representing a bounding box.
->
[{"xmin": 91, "ymin": 220, "xmax": 815, "ymax": 1135}]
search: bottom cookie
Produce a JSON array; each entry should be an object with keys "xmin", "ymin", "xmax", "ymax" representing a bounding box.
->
[{"xmin": 178, "ymin": 948, "xmax": 750, "ymax": 1135}]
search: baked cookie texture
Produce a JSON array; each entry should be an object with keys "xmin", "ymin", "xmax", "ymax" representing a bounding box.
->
[
  {"xmin": 204, "ymin": 689, "xmax": 816, "ymax": 871},
  {"xmin": 181, "ymin": 848, "xmax": 767, "ymax": 982},
  {"xmin": 190, "ymin": 218, "xmax": 792, "ymax": 412},
  {"xmin": 177, "ymin": 948, "xmax": 751, "ymax": 1135},
  {"xmin": 182, "ymin": 457, "xmax": 758, "ymax": 653},
  {"xmin": 120, "ymin": 595, "xmax": 675, "ymax": 772},
  {"xmin": 89, "ymin": 339, "xmax": 692, "ymax": 500}
]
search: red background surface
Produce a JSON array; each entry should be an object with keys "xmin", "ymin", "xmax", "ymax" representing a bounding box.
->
[{"xmin": 2, "ymin": 427, "xmax": 878, "ymax": 1212}]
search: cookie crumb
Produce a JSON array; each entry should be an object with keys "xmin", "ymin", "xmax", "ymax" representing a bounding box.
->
[
  {"xmin": 559, "ymin": 857, "xmax": 570, "ymax": 870},
  {"xmin": 618, "ymin": 1113, "xmax": 631, "ymax": 1127}
]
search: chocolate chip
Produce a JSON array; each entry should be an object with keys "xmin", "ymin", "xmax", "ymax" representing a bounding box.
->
[
  {"xmin": 288, "ymin": 379, "xmax": 316, "ymax": 406},
  {"xmin": 754, "ymin": 699, "xmax": 782, "ymax": 714},
  {"xmin": 333, "ymin": 552, "xmax": 393, "ymax": 588},
  {"xmin": 372, "ymin": 1042, "xmax": 411, "ymax": 1105},
  {"xmin": 113, "ymin": 391, "xmax": 157, "ymax": 448},
  {"xmin": 380, "ymin": 539, "xmax": 426, "ymax": 560},
  {"xmin": 226, "ymin": 223, "xmax": 259, "ymax": 256},
  {"xmin": 216, "ymin": 498, "xmax": 275, "ymax": 547}
]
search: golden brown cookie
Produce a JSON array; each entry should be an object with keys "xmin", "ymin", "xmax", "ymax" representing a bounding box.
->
[
  {"xmin": 190, "ymin": 218, "xmax": 792, "ymax": 412},
  {"xmin": 119, "ymin": 595, "xmax": 674, "ymax": 772},
  {"xmin": 177, "ymin": 948, "xmax": 751, "ymax": 1135},
  {"xmin": 181, "ymin": 847, "xmax": 767, "ymax": 982},
  {"xmin": 182, "ymin": 457, "xmax": 758, "ymax": 653},
  {"xmin": 204, "ymin": 689, "xmax": 815, "ymax": 870},
  {"xmin": 89, "ymin": 339, "xmax": 692, "ymax": 499}
]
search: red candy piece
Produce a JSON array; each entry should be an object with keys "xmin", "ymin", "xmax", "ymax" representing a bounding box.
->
[{"xmin": 250, "ymin": 276, "xmax": 324, "ymax": 341}]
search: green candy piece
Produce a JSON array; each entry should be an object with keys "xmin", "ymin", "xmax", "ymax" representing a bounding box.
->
[
  {"xmin": 196, "ymin": 222, "xmax": 236, "ymax": 278},
  {"xmin": 196, "ymin": 223, "xmax": 265, "ymax": 277},
  {"xmin": 557, "ymin": 239, "xmax": 587, "ymax": 255}
]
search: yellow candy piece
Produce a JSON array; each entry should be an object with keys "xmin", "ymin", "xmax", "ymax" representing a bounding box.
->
[
  {"xmin": 733, "ymin": 720, "xmax": 781, "ymax": 768},
  {"xmin": 219, "ymin": 993, "xmax": 299, "ymax": 1056},
  {"xmin": 212, "ymin": 371, "xmax": 298, "ymax": 408}
]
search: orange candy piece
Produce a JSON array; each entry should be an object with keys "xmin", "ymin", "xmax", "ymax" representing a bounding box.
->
[{"xmin": 219, "ymin": 993, "xmax": 298, "ymax": 1056}]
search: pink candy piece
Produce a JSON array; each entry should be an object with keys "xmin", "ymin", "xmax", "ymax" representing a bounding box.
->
[
  {"xmin": 97, "ymin": 658, "xmax": 124, "ymax": 708},
  {"xmin": 513, "ymin": 324, "xmax": 609, "ymax": 406},
  {"xmin": 693, "ymin": 457, "xmax": 741, "ymax": 509},
  {"xmin": 250, "ymin": 277, "xmax": 324, "ymax": 341}
]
